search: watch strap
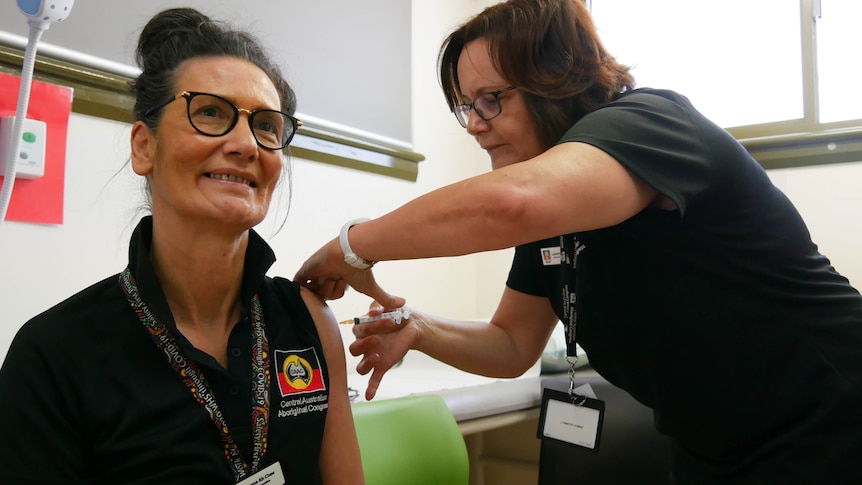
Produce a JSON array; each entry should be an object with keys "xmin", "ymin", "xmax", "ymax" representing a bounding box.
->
[{"xmin": 339, "ymin": 218, "xmax": 375, "ymax": 269}]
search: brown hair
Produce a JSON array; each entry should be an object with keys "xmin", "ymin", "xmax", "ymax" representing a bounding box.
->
[{"xmin": 439, "ymin": 0, "xmax": 634, "ymax": 148}]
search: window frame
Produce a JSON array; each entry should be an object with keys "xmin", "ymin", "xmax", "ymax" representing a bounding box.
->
[
  {"xmin": 588, "ymin": 0, "xmax": 862, "ymax": 169},
  {"xmin": 722, "ymin": 0, "xmax": 862, "ymax": 169}
]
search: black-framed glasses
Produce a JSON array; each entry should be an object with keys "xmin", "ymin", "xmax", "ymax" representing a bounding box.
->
[
  {"xmin": 143, "ymin": 91, "xmax": 302, "ymax": 150},
  {"xmin": 453, "ymin": 86, "xmax": 517, "ymax": 128}
]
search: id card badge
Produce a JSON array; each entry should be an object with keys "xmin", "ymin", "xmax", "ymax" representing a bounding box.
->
[
  {"xmin": 235, "ymin": 462, "xmax": 285, "ymax": 485},
  {"xmin": 537, "ymin": 387, "xmax": 605, "ymax": 452}
]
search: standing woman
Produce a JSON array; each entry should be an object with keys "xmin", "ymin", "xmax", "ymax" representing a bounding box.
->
[
  {"xmin": 0, "ymin": 8, "xmax": 363, "ymax": 485},
  {"xmin": 297, "ymin": 0, "xmax": 862, "ymax": 483}
]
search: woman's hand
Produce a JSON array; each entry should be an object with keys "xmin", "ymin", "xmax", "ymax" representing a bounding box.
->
[
  {"xmin": 295, "ymin": 237, "xmax": 404, "ymax": 309},
  {"xmin": 349, "ymin": 304, "xmax": 421, "ymax": 401}
]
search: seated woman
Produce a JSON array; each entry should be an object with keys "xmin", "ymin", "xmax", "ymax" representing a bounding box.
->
[{"xmin": 0, "ymin": 8, "xmax": 363, "ymax": 485}]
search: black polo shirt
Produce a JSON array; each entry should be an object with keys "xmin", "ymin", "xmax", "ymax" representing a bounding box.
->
[
  {"xmin": 508, "ymin": 89, "xmax": 862, "ymax": 483},
  {"xmin": 0, "ymin": 217, "xmax": 330, "ymax": 484}
]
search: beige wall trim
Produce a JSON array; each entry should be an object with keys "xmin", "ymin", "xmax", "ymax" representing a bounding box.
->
[{"xmin": 735, "ymin": 127, "xmax": 862, "ymax": 170}]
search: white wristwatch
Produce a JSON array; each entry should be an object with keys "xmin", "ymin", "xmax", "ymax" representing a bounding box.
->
[{"xmin": 339, "ymin": 218, "xmax": 376, "ymax": 269}]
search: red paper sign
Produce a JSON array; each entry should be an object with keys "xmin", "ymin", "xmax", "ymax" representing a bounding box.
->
[{"xmin": 0, "ymin": 72, "xmax": 73, "ymax": 224}]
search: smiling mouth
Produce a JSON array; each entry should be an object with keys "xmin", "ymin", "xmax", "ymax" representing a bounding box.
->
[{"xmin": 205, "ymin": 173, "xmax": 256, "ymax": 188}]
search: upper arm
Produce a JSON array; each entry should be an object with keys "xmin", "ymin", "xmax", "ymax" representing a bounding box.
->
[
  {"xmin": 509, "ymin": 142, "xmax": 661, "ymax": 235},
  {"xmin": 299, "ymin": 288, "xmax": 364, "ymax": 484}
]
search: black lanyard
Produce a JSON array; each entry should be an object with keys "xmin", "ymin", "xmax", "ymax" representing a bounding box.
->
[
  {"xmin": 559, "ymin": 234, "xmax": 584, "ymax": 395},
  {"xmin": 120, "ymin": 268, "xmax": 271, "ymax": 482},
  {"xmin": 559, "ymin": 234, "xmax": 582, "ymax": 359}
]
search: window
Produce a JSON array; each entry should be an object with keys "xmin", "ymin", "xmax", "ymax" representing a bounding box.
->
[
  {"xmin": 816, "ymin": 0, "xmax": 862, "ymax": 124},
  {"xmin": 590, "ymin": 0, "xmax": 862, "ymax": 169}
]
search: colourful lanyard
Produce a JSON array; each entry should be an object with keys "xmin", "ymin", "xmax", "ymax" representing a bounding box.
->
[{"xmin": 120, "ymin": 268, "xmax": 271, "ymax": 482}]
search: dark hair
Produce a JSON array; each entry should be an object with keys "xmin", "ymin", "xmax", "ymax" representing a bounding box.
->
[
  {"xmin": 128, "ymin": 8, "xmax": 295, "ymax": 226},
  {"xmin": 439, "ymin": 0, "xmax": 635, "ymax": 149},
  {"xmin": 130, "ymin": 7, "xmax": 296, "ymax": 127}
]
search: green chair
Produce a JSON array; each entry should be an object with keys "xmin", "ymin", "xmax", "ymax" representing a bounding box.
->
[{"xmin": 352, "ymin": 394, "xmax": 470, "ymax": 485}]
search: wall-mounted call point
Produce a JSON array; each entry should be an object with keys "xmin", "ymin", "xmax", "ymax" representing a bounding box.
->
[
  {"xmin": 0, "ymin": 116, "xmax": 46, "ymax": 180},
  {"xmin": 0, "ymin": 0, "xmax": 75, "ymax": 227}
]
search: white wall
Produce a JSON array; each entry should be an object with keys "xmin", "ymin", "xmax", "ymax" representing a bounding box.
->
[
  {"xmin": 1, "ymin": 0, "xmax": 861, "ymax": 359},
  {"xmin": 767, "ymin": 162, "xmax": 862, "ymax": 288}
]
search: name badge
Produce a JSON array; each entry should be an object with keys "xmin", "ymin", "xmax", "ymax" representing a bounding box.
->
[
  {"xmin": 537, "ymin": 388, "xmax": 605, "ymax": 451},
  {"xmin": 236, "ymin": 462, "xmax": 285, "ymax": 485},
  {"xmin": 541, "ymin": 246, "xmax": 562, "ymax": 266}
]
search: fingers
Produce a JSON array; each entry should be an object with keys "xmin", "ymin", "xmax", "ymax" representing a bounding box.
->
[
  {"xmin": 349, "ymin": 335, "xmax": 380, "ymax": 359},
  {"xmin": 298, "ymin": 267, "xmax": 403, "ymax": 307},
  {"xmin": 344, "ymin": 270, "xmax": 405, "ymax": 309},
  {"xmin": 367, "ymin": 301, "xmax": 384, "ymax": 314},
  {"xmin": 365, "ymin": 368, "xmax": 385, "ymax": 401},
  {"xmin": 351, "ymin": 319, "xmax": 403, "ymax": 340},
  {"xmin": 332, "ymin": 279, "xmax": 348, "ymax": 298},
  {"xmin": 350, "ymin": 331, "xmax": 409, "ymax": 401},
  {"xmin": 365, "ymin": 288, "xmax": 405, "ymax": 311},
  {"xmin": 295, "ymin": 238, "xmax": 355, "ymax": 300},
  {"xmin": 317, "ymin": 278, "xmax": 347, "ymax": 300},
  {"xmin": 298, "ymin": 279, "xmax": 346, "ymax": 301},
  {"xmin": 355, "ymin": 352, "xmax": 377, "ymax": 375},
  {"xmin": 296, "ymin": 245, "xmax": 405, "ymax": 307}
]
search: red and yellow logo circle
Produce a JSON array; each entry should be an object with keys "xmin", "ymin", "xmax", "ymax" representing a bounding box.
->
[{"xmin": 282, "ymin": 354, "xmax": 312, "ymax": 390}]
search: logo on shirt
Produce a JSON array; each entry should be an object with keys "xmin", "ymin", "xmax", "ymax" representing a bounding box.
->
[{"xmin": 275, "ymin": 348, "xmax": 326, "ymax": 397}]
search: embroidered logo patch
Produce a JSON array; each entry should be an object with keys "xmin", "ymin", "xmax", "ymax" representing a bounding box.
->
[{"xmin": 275, "ymin": 348, "xmax": 326, "ymax": 397}]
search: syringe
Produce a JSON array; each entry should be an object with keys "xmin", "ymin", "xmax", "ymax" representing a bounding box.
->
[{"xmin": 352, "ymin": 308, "xmax": 410, "ymax": 325}]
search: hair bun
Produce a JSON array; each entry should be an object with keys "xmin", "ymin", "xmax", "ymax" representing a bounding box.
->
[{"xmin": 135, "ymin": 8, "xmax": 213, "ymax": 70}]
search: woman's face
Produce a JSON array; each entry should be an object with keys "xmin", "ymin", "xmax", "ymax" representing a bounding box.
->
[
  {"xmin": 456, "ymin": 39, "xmax": 546, "ymax": 169},
  {"xmin": 131, "ymin": 56, "xmax": 283, "ymax": 231}
]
